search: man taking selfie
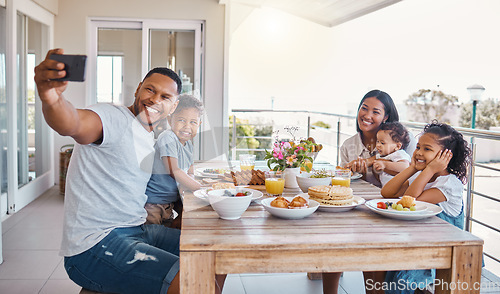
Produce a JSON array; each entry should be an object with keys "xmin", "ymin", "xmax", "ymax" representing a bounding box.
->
[{"xmin": 35, "ymin": 48, "xmax": 182, "ymax": 294}]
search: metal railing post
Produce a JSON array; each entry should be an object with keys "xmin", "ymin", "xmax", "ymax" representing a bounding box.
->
[
  {"xmin": 307, "ymin": 115, "xmax": 311, "ymax": 138},
  {"xmin": 232, "ymin": 114, "xmax": 237, "ymax": 161},
  {"xmin": 336, "ymin": 118, "xmax": 341, "ymax": 166},
  {"xmin": 465, "ymin": 137, "xmax": 476, "ymax": 232}
]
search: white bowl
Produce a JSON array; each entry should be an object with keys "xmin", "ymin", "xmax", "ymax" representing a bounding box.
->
[
  {"xmin": 207, "ymin": 189, "xmax": 253, "ymax": 220},
  {"xmin": 261, "ymin": 195, "xmax": 319, "ymax": 219},
  {"xmin": 296, "ymin": 173, "xmax": 332, "ymax": 193}
]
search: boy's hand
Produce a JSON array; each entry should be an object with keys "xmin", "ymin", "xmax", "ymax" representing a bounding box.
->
[
  {"xmin": 373, "ymin": 160, "xmax": 385, "ymax": 172},
  {"xmin": 426, "ymin": 149, "xmax": 453, "ymax": 174}
]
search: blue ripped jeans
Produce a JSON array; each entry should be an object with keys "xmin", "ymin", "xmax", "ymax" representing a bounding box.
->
[{"xmin": 64, "ymin": 224, "xmax": 180, "ymax": 294}]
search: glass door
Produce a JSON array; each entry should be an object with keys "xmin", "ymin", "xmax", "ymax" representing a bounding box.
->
[
  {"xmin": 0, "ymin": 5, "xmax": 6, "ymax": 211},
  {"xmin": 17, "ymin": 14, "xmax": 50, "ymax": 188},
  {"xmin": 89, "ymin": 19, "xmax": 204, "ymax": 157},
  {"xmin": 13, "ymin": 9, "xmax": 52, "ymax": 212},
  {"xmin": 96, "ymin": 26, "xmax": 142, "ymax": 106}
]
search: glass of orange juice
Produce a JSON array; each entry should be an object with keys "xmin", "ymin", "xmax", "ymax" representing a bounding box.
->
[
  {"xmin": 239, "ymin": 154, "xmax": 256, "ymax": 171},
  {"xmin": 265, "ymin": 171, "xmax": 285, "ymax": 196},
  {"xmin": 331, "ymin": 169, "xmax": 351, "ymax": 187}
]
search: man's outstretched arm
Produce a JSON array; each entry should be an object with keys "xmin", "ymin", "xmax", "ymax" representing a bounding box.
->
[{"xmin": 34, "ymin": 48, "xmax": 103, "ymax": 145}]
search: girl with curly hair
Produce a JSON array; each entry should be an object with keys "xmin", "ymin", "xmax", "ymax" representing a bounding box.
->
[{"xmin": 378, "ymin": 121, "xmax": 472, "ymax": 293}]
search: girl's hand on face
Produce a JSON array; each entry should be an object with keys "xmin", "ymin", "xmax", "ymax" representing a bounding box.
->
[
  {"xmin": 427, "ymin": 149, "xmax": 453, "ymax": 174},
  {"xmin": 410, "ymin": 152, "xmax": 419, "ymax": 169}
]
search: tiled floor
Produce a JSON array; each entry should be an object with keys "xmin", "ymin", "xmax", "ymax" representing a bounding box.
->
[{"xmin": 1, "ymin": 186, "xmax": 499, "ymax": 293}]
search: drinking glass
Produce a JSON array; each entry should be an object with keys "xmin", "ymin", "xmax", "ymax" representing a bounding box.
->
[
  {"xmin": 265, "ymin": 171, "xmax": 285, "ymax": 196},
  {"xmin": 239, "ymin": 154, "xmax": 256, "ymax": 171},
  {"xmin": 331, "ymin": 169, "xmax": 351, "ymax": 187}
]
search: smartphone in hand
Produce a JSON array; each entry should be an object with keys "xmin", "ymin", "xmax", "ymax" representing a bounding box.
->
[{"xmin": 49, "ymin": 54, "xmax": 87, "ymax": 82}]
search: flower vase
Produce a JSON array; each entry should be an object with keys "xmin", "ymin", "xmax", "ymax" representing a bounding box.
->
[{"xmin": 284, "ymin": 167, "xmax": 300, "ymax": 189}]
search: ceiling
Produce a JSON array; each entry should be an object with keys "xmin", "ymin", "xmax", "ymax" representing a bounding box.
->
[{"xmin": 221, "ymin": 0, "xmax": 403, "ymax": 27}]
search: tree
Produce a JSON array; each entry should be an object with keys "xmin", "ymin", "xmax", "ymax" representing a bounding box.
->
[
  {"xmin": 311, "ymin": 121, "xmax": 331, "ymax": 129},
  {"xmin": 459, "ymin": 98, "xmax": 500, "ymax": 130},
  {"xmin": 229, "ymin": 115, "xmax": 260, "ymax": 151},
  {"xmin": 405, "ymin": 89, "xmax": 459, "ymax": 124},
  {"xmin": 229, "ymin": 116, "xmax": 274, "ymax": 160}
]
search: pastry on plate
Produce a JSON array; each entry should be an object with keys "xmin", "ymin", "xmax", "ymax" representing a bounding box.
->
[
  {"xmin": 397, "ymin": 195, "xmax": 416, "ymax": 208},
  {"xmin": 271, "ymin": 196, "xmax": 290, "ymax": 208},
  {"xmin": 289, "ymin": 196, "xmax": 309, "ymax": 208},
  {"xmin": 212, "ymin": 182, "xmax": 235, "ymax": 190},
  {"xmin": 308, "ymin": 185, "xmax": 354, "ymax": 206}
]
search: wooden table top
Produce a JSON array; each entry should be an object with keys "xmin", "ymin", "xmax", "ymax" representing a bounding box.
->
[
  {"xmin": 180, "ymin": 163, "xmax": 483, "ymax": 293},
  {"xmin": 180, "ymin": 178, "xmax": 483, "ymax": 252}
]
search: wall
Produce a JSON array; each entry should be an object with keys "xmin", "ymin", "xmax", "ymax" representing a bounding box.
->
[
  {"xmin": 53, "ymin": 0, "xmax": 226, "ymax": 182},
  {"xmin": 32, "ymin": 0, "xmax": 58, "ymax": 15}
]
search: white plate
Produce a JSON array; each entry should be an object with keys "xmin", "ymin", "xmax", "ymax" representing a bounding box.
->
[
  {"xmin": 195, "ymin": 168, "xmax": 230, "ymax": 178},
  {"xmin": 351, "ymin": 172, "xmax": 362, "ymax": 180},
  {"xmin": 261, "ymin": 195, "xmax": 319, "ymax": 219},
  {"xmin": 193, "ymin": 188, "xmax": 212, "ymax": 202},
  {"xmin": 365, "ymin": 199, "xmax": 442, "ymax": 220},
  {"xmin": 193, "ymin": 188, "xmax": 262, "ymax": 203},
  {"xmin": 366, "ymin": 199, "xmax": 428, "ymax": 214},
  {"xmin": 317, "ymin": 195, "xmax": 366, "ymax": 212}
]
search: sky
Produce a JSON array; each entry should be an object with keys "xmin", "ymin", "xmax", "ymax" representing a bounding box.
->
[{"xmin": 228, "ymin": 0, "xmax": 500, "ymax": 118}]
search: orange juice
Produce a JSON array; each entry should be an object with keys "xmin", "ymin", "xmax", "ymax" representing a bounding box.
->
[
  {"xmin": 265, "ymin": 178, "xmax": 285, "ymax": 195},
  {"xmin": 240, "ymin": 165, "xmax": 255, "ymax": 171},
  {"xmin": 239, "ymin": 154, "xmax": 256, "ymax": 171},
  {"xmin": 331, "ymin": 177, "xmax": 350, "ymax": 187}
]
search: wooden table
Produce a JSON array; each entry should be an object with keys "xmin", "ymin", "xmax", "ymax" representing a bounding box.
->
[{"xmin": 180, "ymin": 176, "xmax": 483, "ymax": 293}]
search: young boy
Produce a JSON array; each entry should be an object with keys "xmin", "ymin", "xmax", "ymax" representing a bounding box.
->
[
  {"xmin": 372, "ymin": 122, "xmax": 411, "ymax": 186},
  {"xmin": 145, "ymin": 94, "xmax": 203, "ymax": 227}
]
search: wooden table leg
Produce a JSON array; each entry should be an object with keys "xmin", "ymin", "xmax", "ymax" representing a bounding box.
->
[
  {"xmin": 180, "ymin": 251, "xmax": 216, "ymax": 294},
  {"xmin": 435, "ymin": 245, "xmax": 483, "ymax": 294}
]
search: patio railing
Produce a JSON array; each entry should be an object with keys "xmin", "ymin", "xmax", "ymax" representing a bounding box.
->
[{"xmin": 231, "ymin": 108, "xmax": 500, "ymax": 275}]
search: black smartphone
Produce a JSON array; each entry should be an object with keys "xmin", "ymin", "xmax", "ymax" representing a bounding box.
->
[{"xmin": 49, "ymin": 54, "xmax": 87, "ymax": 82}]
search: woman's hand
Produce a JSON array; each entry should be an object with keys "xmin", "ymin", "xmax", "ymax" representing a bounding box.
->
[
  {"xmin": 346, "ymin": 157, "xmax": 367, "ymax": 174},
  {"xmin": 426, "ymin": 149, "xmax": 453, "ymax": 174}
]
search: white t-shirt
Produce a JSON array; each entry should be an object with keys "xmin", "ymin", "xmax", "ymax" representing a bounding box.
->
[
  {"xmin": 408, "ymin": 173, "xmax": 464, "ymax": 217},
  {"xmin": 146, "ymin": 130, "xmax": 194, "ymax": 204},
  {"xmin": 60, "ymin": 104, "xmax": 155, "ymax": 256},
  {"xmin": 376, "ymin": 149, "xmax": 411, "ymax": 187}
]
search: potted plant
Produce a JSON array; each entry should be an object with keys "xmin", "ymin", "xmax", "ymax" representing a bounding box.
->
[{"xmin": 264, "ymin": 128, "xmax": 320, "ymax": 188}]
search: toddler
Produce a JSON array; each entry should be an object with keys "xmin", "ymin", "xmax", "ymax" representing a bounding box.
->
[
  {"xmin": 372, "ymin": 122, "xmax": 411, "ymax": 186},
  {"xmin": 145, "ymin": 94, "xmax": 203, "ymax": 228}
]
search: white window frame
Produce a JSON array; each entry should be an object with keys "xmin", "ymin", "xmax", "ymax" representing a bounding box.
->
[
  {"xmin": 96, "ymin": 53, "xmax": 124, "ymax": 104},
  {"xmin": 88, "ymin": 18, "xmax": 203, "ymax": 106},
  {"xmin": 87, "ymin": 20, "xmax": 142, "ymax": 106}
]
